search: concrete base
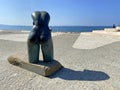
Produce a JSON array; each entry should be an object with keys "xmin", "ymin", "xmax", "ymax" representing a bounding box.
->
[{"xmin": 7, "ymin": 55, "xmax": 63, "ymax": 77}]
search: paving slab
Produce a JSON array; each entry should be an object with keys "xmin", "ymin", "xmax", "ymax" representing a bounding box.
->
[{"xmin": 73, "ymin": 32, "xmax": 120, "ymax": 49}]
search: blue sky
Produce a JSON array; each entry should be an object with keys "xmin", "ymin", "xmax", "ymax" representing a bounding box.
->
[{"xmin": 0, "ymin": 0, "xmax": 120, "ymax": 26}]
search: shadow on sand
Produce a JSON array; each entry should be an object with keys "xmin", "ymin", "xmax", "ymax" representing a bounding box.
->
[{"xmin": 49, "ymin": 68, "xmax": 110, "ymax": 81}]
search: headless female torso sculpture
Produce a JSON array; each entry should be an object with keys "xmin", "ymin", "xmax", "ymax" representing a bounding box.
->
[
  {"xmin": 8, "ymin": 11, "xmax": 62, "ymax": 76},
  {"xmin": 27, "ymin": 11, "xmax": 53, "ymax": 63}
]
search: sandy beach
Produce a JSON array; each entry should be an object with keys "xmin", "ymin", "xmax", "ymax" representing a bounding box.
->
[{"xmin": 0, "ymin": 30, "xmax": 120, "ymax": 90}]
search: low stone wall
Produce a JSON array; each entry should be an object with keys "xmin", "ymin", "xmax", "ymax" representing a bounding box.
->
[
  {"xmin": 116, "ymin": 26, "xmax": 120, "ymax": 31},
  {"xmin": 104, "ymin": 28, "xmax": 117, "ymax": 32}
]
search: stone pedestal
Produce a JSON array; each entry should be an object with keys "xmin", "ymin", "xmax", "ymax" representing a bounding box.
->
[{"xmin": 7, "ymin": 54, "xmax": 63, "ymax": 77}]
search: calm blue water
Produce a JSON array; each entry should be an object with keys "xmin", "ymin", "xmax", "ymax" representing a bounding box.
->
[{"xmin": 0, "ymin": 24, "xmax": 112, "ymax": 32}]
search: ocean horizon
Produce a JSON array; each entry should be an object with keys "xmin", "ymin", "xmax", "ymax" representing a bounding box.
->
[{"xmin": 0, "ymin": 24, "xmax": 112, "ymax": 32}]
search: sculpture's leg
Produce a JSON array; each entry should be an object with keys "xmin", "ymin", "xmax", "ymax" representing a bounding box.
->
[
  {"xmin": 27, "ymin": 41, "xmax": 40, "ymax": 63},
  {"xmin": 41, "ymin": 37, "xmax": 53, "ymax": 62}
]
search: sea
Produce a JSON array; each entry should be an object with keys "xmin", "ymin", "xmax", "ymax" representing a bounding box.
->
[{"xmin": 0, "ymin": 24, "xmax": 112, "ymax": 32}]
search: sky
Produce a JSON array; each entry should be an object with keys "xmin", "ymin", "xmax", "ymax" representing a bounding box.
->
[{"xmin": 0, "ymin": 0, "xmax": 120, "ymax": 26}]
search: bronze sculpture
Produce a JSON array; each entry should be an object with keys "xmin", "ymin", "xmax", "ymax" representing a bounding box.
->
[
  {"xmin": 8, "ymin": 11, "xmax": 62, "ymax": 76},
  {"xmin": 27, "ymin": 11, "xmax": 53, "ymax": 63}
]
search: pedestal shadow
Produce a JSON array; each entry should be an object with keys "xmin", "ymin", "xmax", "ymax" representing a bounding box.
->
[{"xmin": 50, "ymin": 68, "xmax": 110, "ymax": 81}]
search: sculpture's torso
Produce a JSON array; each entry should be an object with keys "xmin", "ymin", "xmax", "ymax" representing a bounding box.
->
[{"xmin": 28, "ymin": 11, "xmax": 51, "ymax": 43}]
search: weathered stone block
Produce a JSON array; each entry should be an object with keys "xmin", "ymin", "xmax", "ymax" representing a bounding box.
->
[{"xmin": 8, "ymin": 55, "xmax": 63, "ymax": 77}]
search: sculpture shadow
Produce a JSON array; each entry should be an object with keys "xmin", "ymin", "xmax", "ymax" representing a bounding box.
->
[{"xmin": 50, "ymin": 68, "xmax": 110, "ymax": 81}]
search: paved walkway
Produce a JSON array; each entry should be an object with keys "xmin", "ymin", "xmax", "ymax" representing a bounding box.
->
[
  {"xmin": 73, "ymin": 32, "xmax": 120, "ymax": 49},
  {"xmin": 0, "ymin": 32, "xmax": 64, "ymax": 42},
  {"xmin": 0, "ymin": 32, "xmax": 120, "ymax": 90}
]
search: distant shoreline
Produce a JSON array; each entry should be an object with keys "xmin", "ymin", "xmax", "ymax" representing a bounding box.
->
[{"xmin": 0, "ymin": 25, "xmax": 112, "ymax": 32}]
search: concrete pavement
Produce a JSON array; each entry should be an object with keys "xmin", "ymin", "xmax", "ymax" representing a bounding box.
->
[{"xmin": 0, "ymin": 32, "xmax": 120, "ymax": 90}]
